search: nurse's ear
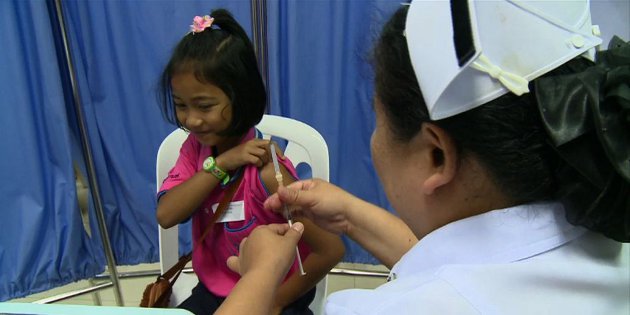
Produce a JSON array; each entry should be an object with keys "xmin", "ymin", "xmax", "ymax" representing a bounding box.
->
[{"xmin": 419, "ymin": 123, "xmax": 458, "ymax": 195}]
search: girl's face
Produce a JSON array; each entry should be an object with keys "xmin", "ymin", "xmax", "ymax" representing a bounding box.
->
[{"xmin": 171, "ymin": 71, "xmax": 233, "ymax": 147}]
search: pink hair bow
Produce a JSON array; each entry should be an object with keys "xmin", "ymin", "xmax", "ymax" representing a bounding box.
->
[{"xmin": 190, "ymin": 15, "xmax": 214, "ymax": 34}]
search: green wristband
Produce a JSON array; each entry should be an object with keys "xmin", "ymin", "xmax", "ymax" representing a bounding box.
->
[{"xmin": 202, "ymin": 156, "xmax": 229, "ymax": 185}]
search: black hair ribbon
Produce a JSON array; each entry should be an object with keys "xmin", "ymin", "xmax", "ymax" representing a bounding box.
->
[{"xmin": 535, "ymin": 36, "xmax": 630, "ymax": 242}]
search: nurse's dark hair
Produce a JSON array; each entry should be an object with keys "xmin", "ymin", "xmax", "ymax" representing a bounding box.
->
[
  {"xmin": 374, "ymin": 6, "xmax": 629, "ymax": 240},
  {"xmin": 158, "ymin": 8, "xmax": 266, "ymax": 136},
  {"xmin": 374, "ymin": 7, "xmax": 555, "ymax": 203}
]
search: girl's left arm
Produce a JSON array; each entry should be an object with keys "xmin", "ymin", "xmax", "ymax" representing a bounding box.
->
[{"xmin": 259, "ymin": 161, "xmax": 345, "ymax": 315}]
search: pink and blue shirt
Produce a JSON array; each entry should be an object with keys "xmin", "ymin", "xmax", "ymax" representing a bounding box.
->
[{"xmin": 158, "ymin": 128, "xmax": 311, "ymax": 297}]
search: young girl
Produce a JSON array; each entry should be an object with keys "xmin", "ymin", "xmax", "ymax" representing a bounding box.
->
[{"xmin": 156, "ymin": 9, "xmax": 344, "ymax": 315}]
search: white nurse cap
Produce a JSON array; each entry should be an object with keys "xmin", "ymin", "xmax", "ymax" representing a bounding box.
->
[{"xmin": 405, "ymin": 0, "xmax": 602, "ymax": 120}]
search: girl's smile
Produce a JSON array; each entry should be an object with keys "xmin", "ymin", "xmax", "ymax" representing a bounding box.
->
[{"xmin": 170, "ymin": 71, "xmax": 233, "ymax": 148}]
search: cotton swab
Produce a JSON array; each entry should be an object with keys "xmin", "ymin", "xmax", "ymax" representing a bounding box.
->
[{"xmin": 270, "ymin": 144, "xmax": 306, "ymax": 276}]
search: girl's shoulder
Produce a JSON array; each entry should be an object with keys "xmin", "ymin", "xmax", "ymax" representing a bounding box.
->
[
  {"xmin": 182, "ymin": 133, "xmax": 201, "ymax": 151},
  {"xmin": 174, "ymin": 133, "xmax": 214, "ymax": 167},
  {"xmin": 257, "ymin": 154, "xmax": 298, "ymax": 195}
]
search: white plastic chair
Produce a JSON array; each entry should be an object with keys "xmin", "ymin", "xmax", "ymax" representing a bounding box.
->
[{"xmin": 156, "ymin": 114, "xmax": 330, "ymax": 314}]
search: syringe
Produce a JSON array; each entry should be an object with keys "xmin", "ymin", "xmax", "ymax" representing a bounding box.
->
[{"xmin": 270, "ymin": 144, "xmax": 306, "ymax": 276}]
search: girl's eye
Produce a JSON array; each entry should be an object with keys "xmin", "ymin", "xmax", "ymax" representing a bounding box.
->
[
  {"xmin": 174, "ymin": 103, "xmax": 186, "ymax": 108},
  {"xmin": 198, "ymin": 104, "xmax": 215, "ymax": 111}
]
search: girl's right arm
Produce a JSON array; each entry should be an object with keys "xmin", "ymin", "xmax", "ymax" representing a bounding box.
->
[
  {"xmin": 156, "ymin": 170, "xmax": 223, "ymax": 228},
  {"xmin": 264, "ymin": 179, "xmax": 417, "ymax": 269},
  {"xmin": 157, "ymin": 138, "xmax": 278, "ymax": 228}
]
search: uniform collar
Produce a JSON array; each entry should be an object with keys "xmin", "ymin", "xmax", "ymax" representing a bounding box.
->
[
  {"xmin": 390, "ymin": 202, "xmax": 586, "ymax": 280},
  {"xmin": 225, "ymin": 127, "xmax": 258, "ymax": 148},
  {"xmin": 208, "ymin": 127, "xmax": 257, "ymax": 156},
  {"xmin": 244, "ymin": 127, "xmax": 257, "ymax": 142}
]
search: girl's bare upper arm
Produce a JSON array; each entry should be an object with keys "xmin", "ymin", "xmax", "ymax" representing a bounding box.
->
[{"xmin": 259, "ymin": 158, "xmax": 297, "ymax": 193}]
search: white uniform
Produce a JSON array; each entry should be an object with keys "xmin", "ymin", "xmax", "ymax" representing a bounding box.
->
[{"xmin": 326, "ymin": 202, "xmax": 630, "ymax": 314}]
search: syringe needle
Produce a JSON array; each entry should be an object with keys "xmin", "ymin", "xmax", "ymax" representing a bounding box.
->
[
  {"xmin": 284, "ymin": 205, "xmax": 306, "ymax": 275},
  {"xmin": 270, "ymin": 144, "xmax": 306, "ymax": 276}
]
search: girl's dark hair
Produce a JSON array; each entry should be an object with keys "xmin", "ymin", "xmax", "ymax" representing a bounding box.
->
[
  {"xmin": 374, "ymin": 6, "xmax": 629, "ymax": 240},
  {"xmin": 159, "ymin": 9, "xmax": 266, "ymax": 137}
]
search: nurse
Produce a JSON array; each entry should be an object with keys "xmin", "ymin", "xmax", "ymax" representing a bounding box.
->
[{"xmin": 236, "ymin": 0, "xmax": 630, "ymax": 314}]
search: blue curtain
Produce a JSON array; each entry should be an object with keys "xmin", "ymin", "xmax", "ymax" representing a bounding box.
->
[
  {"xmin": 266, "ymin": 0, "xmax": 401, "ymax": 263},
  {"xmin": 57, "ymin": 0, "xmax": 400, "ymax": 266},
  {"xmin": 0, "ymin": 0, "xmax": 103, "ymax": 301},
  {"xmin": 2, "ymin": 0, "xmax": 627, "ymax": 301},
  {"xmin": 58, "ymin": 0, "xmax": 254, "ymax": 264}
]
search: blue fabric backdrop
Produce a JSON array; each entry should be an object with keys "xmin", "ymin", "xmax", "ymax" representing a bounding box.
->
[
  {"xmin": 1, "ymin": 0, "xmax": 628, "ymax": 301},
  {"xmin": 0, "ymin": 0, "xmax": 103, "ymax": 301},
  {"xmin": 265, "ymin": 0, "xmax": 400, "ymax": 263},
  {"xmin": 56, "ymin": 0, "xmax": 400, "ymax": 269}
]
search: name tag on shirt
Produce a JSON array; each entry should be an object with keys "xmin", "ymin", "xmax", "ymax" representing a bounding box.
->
[{"xmin": 212, "ymin": 200, "xmax": 245, "ymax": 223}]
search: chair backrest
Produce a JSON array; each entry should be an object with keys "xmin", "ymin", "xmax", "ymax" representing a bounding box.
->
[
  {"xmin": 256, "ymin": 115, "xmax": 329, "ymax": 181},
  {"xmin": 155, "ymin": 115, "xmax": 330, "ymax": 314},
  {"xmin": 156, "ymin": 128, "xmax": 189, "ymax": 276}
]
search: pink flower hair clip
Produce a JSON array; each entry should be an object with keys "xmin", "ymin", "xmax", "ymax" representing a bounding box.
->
[{"xmin": 190, "ymin": 15, "xmax": 214, "ymax": 34}]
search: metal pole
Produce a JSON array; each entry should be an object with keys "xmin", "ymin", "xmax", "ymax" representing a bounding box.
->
[
  {"xmin": 250, "ymin": 0, "xmax": 270, "ymax": 98},
  {"xmin": 52, "ymin": 0, "xmax": 124, "ymax": 306},
  {"xmin": 34, "ymin": 282, "xmax": 112, "ymax": 305}
]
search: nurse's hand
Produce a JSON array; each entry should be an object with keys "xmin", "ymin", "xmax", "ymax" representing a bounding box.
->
[
  {"xmin": 226, "ymin": 223, "xmax": 304, "ymax": 282},
  {"xmin": 265, "ymin": 179, "xmax": 416, "ymax": 270},
  {"xmin": 220, "ymin": 223, "xmax": 304, "ymax": 315},
  {"xmin": 264, "ymin": 179, "xmax": 357, "ymax": 235}
]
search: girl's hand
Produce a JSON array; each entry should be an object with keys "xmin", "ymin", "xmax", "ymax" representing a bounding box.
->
[
  {"xmin": 216, "ymin": 139, "xmax": 283, "ymax": 171},
  {"xmin": 264, "ymin": 179, "xmax": 355, "ymax": 235}
]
